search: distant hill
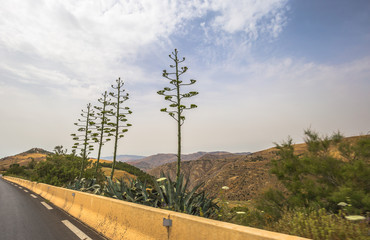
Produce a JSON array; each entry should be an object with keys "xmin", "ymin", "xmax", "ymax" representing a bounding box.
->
[
  {"xmin": 148, "ymin": 135, "xmax": 366, "ymax": 201},
  {"xmin": 148, "ymin": 151, "xmax": 277, "ymax": 201},
  {"xmin": 127, "ymin": 151, "xmax": 241, "ymax": 171},
  {"xmin": 102, "ymin": 155, "xmax": 145, "ymax": 162},
  {"xmin": 0, "ymin": 148, "xmax": 51, "ymax": 170}
]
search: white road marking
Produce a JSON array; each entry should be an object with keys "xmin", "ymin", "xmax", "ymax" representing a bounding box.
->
[
  {"xmin": 30, "ymin": 194, "xmax": 37, "ymax": 198},
  {"xmin": 41, "ymin": 201, "xmax": 53, "ymax": 210},
  {"xmin": 62, "ymin": 220, "xmax": 92, "ymax": 240},
  {"xmin": 24, "ymin": 189, "xmax": 29, "ymax": 193},
  {"xmin": 19, "ymin": 187, "xmax": 22, "ymax": 189}
]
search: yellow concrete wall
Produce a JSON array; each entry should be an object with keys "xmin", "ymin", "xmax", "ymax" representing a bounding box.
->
[{"xmin": 3, "ymin": 176, "xmax": 310, "ymax": 240}]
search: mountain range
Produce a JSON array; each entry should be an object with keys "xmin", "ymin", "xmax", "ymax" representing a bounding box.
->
[
  {"xmin": 127, "ymin": 151, "xmax": 248, "ymax": 171},
  {"xmin": 1, "ymin": 135, "xmax": 365, "ymax": 201},
  {"xmin": 101, "ymin": 154, "xmax": 145, "ymax": 162}
]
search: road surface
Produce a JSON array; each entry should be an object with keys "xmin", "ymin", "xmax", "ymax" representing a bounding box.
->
[{"xmin": 0, "ymin": 176, "xmax": 106, "ymax": 240}]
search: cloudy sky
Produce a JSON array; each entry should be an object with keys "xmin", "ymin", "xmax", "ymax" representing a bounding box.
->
[{"xmin": 1, "ymin": 0, "xmax": 369, "ymax": 158}]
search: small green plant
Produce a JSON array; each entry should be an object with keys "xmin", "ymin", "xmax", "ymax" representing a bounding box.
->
[{"xmin": 216, "ymin": 186, "xmax": 233, "ymax": 221}]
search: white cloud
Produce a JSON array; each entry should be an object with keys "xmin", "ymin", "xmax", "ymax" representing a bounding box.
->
[
  {"xmin": 0, "ymin": 0, "xmax": 288, "ymax": 95},
  {"xmin": 208, "ymin": 0, "xmax": 288, "ymax": 38}
]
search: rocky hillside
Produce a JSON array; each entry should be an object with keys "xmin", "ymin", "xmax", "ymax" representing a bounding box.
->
[
  {"xmin": 0, "ymin": 148, "xmax": 51, "ymax": 170},
  {"xmin": 148, "ymin": 150, "xmax": 283, "ymax": 201},
  {"xmin": 148, "ymin": 135, "xmax": 365, "ymax": 201},
  {"xmin": 128, "ymin": 151, "xmax": 233, "ymax": 171},
  {"xmin": 147, "ymin": 142, "xmax": 318, "ymax": 201}
]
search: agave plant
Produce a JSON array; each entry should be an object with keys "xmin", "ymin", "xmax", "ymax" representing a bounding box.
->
[
  {"xmin": 69, "ymin": 173, "xmax": 218, "ymax": 218},
  {"xmin": 152, "ymin": 172, "xmax": 219, "ymax": 217},
  {"xmin": 67, "ymin": 178, "xmax": 102, "ymax": 195},
  {"xmin": 102, "ymin": 176, "xmax": 159, "ymax": 206}
]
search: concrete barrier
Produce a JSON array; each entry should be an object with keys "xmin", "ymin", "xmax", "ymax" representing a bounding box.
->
[{"xmin": 3, "ymin": 176, "xmax": 309, "ymax": 240}]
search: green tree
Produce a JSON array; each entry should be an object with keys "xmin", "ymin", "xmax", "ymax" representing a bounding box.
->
[
  {"xmin": 92, "ymin": 91, "xmax": 113, "ymax": 177},
  {"xmin": 32, "ymin": 149, "xmax": 81, "ymax": 186},
  {"xmin": 71, "ymin": 103, "xmax": 96, "ymax": 180},
  {"xmin": 108, "ymin": 78, "xmax": 132, "ymax": 179},
  {"xmin": 157, "ymin": 49, "xmax": 198, "ymax": 179}
]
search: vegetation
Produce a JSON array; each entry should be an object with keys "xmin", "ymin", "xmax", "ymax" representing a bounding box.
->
[
  {"xmin": 157, "ymin": 49, "xmax": 198, "ymax": 179},
  {"xmin": 4, "ymin": 45, "xmax": 368, "ymax": 238},
  {"xmin": 6, "ymin": 163, "xmax": 27, "ymax": 176},
  {"xmin": 101, "ymin": 172, "xmax": 218, "ymax": 217},
  {"xmin": 92, "ymin": 91, "xmax": 113, "ymax": 177},
  {"xmin": 4, "ymin": 146, "xmax": 104, "ymax": 186},
  {"xmin": 213, "ymin": 130, "xmax": 369, "ymax": 239},
  {"xmin": 71, "ymin": 103, "xmax": 96, "ymax": 179},
  {"xmin": 270, "ymin": 208, "xmax": 369, "ymax": 240},
  {"xmin": 270, "ymin": 130, "xmax": 369, "ymax": 215},
  {"xmin": 100, "ymin": 161, "xmax": 153, "ymax": 184},
  {"xmin": 107, "ymin": 78, "xmax": 132, "ymax": 179}
]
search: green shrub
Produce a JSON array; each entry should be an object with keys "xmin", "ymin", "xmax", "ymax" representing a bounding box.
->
[
  {"xmin": 270, "ymin": 208, "xmax": 369, "ymax": 240},
  {"xmin": 255, "ymin": 188, "xmax": 286, "ymax": 221},
  {"xmin": 5, "ymin": 164, "xmax": 26, "ymax": 176},
  {"xmin": 271, "ymin": 130, "xmax": 370, "ymax": 214}
]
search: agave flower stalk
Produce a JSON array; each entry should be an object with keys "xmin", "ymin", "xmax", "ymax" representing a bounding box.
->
[
  {"xmin": 71, "ymin": 103, "xmax": 97, "ymax": 180},
  {"xmin": 107, "ymin": 78, "xmax": 132, "ymax": 179},
  {"xmin": 157, "ymin": 49, "xmax": 198, "ymax": 179},
  {"xmin": 92, "ymin": 91, "xmax": 113, "ymax": 177}
]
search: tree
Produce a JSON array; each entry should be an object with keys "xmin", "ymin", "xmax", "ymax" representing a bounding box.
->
[
  {"xmin": 32, "ymin": 150, "xmax": 81, "ymax": 186},
  {"xmin": 71, "ymin": 103, "xmax": 96, "ymax": 180},
  {"xmin": 157, "ymin": 49, "xmax": 198, "ymax": 179},
  {"xmin": 92, "ymin": 91, "xmax": 113, "ymax": 177},
  {"xmin": 107, "ymin": 78, "xmax": 132, "ymax": 179}
]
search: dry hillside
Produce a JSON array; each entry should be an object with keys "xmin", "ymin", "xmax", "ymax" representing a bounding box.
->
[
  {"xmin": 148, "ymin": 135, "xmax": 365, "ymax": 201},
  {"xmin": 149, "ymin": 151, "xmax": 284, "ymax": 201},
  {"xmin": 101, "ymin": 167, "xmax": 136, "ymax": 180},
  {"xmin": 128, "ymin": 152, "xmax": 230, "ymax": 171},
  {"xmin": 0, "ymin": 148, "xmax": 50, "ymax": 170}
]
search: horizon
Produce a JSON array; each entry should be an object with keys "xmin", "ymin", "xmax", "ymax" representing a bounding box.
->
[
  {"xmin": 3, "ymin": 132, "xmax": 368, "ymax": 159},
  {"xmin": 1, "ymin": 0, "xmax": 369, "ymax": 159}
]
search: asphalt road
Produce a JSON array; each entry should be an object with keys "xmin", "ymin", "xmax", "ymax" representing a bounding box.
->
[{"xmin": 0, "ymin": 177, "xmax": 106, "ymax": 240}]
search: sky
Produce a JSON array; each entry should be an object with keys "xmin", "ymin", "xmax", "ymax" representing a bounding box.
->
[{"xmin": 1, "ymin": 0, "xmax": 369, "ymax": 158}]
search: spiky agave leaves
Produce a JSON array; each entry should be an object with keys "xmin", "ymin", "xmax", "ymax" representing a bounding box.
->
[
  {"xmin": 67, "ymin": 178, "xmax": 102, "ymax": 195},
  {"xmin": 103, "ymin": 176, "xmax": 159, "ymax": 206},
  {"xmin": 152, "ymin": 172, "xmax": 218, "ymax": 217},
  {"xmin": 70, "ymin": 174, "xmax": 218, "ymax": 218}
]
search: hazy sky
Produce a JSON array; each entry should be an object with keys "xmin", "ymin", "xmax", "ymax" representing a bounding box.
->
[{"xmin": 1, "ymin": 0, "xmax": 369, "ymax": 158}]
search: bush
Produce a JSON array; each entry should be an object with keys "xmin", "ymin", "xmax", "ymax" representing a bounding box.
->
[
  {"xmin": 270, "ymin": 208, "xmax": 369, "ymax": 240},
  {"xmin": 5, "ymin": 164, "xmax": 26, "ymax": 176},
  {"xmin": 32, "ymin": 152, "xmax": 105, "ymax": 186},
  {"xmin": 271, "ymin": 130, "xmax": 370, "ymax": 214}
]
